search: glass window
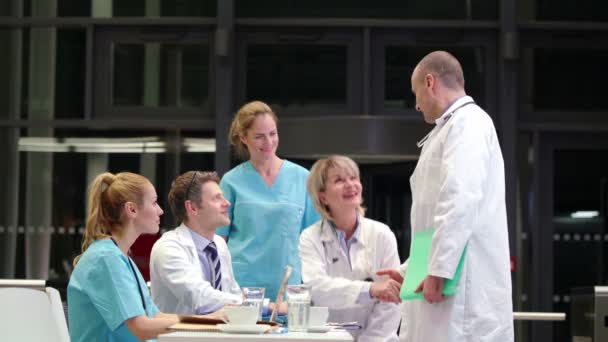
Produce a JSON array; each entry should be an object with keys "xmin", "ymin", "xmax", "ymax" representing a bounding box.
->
[
  {"xmin": 56, "ymin": 29, "xmax": 86, "ymax": 119},
  {"xmin": 533, "ymin": 49, "xmax": 607, "ymax": 111},
  {"xmin": 246, "ymin": 44, "xmax": 347, "ymax": 109},
  {"xmin": 113, "ymin": 43, "xmax": 210, "ymax": 108},
  {"xmin": 236, "ymin": 0, "xmax": 497, "ymax": 20},
  {"xmin": 385, "ymin": 46, "xmax": 486, "ymax": 111},
  {"xmin": 6, "ymin": 129, "xmax": 216, "ymax": 282},
  {"xmin": 536, "ymin": 0, "xmax": 608, "ymax": 22},
  {"xmin": 552, "ymin": 149, "xmax": 608, "ymax": 340}
]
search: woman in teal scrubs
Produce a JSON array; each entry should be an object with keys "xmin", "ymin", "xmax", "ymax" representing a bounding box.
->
[
  {"xmin": 218, "ymin": 101, "xmax": 319, "ymax": 300},
  {"xmin": 68, "ymin": 172, "xmax": 220, "ymax": 342}
]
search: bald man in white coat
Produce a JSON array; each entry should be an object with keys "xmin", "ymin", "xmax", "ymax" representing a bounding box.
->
[{"xmin": 378, "ymin": 50, "xmax": 514, "ymax": 342}]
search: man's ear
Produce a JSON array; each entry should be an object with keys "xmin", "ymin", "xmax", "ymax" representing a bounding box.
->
[{"xmin": 425, "ymin": 74, "xmax": 434, "ymax": 88}]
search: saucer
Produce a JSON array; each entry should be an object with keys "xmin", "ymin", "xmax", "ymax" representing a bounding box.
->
[
  {"xmin": 217, "ymin": 324, "xmax": 271, "ymax": 334},
  {"xmin": 307, "ymin": 325, "xmax": 333, "ymax": 333}
]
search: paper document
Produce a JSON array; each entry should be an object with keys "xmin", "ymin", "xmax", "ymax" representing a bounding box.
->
[{"xmin": 399, "ymin": 229, "xmax": 467, "ymax": 301}]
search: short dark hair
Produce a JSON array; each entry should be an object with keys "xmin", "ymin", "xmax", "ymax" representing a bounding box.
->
[{"xmin": 168, "ymin": 171, "xmax": 220, "ymax": 223}]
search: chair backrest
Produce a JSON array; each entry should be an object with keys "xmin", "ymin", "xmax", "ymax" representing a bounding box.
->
[
  {"xmin": 0, "ymin": 287, "xmax": 70, "ymax": 342},
  {"xmin": 0, "ymin": 279, "xmax": 46, "ymax": 291}
]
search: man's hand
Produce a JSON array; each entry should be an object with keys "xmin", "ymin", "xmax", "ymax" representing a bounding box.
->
[
  {"xmin": 376, "ymin": 268, "xmax": 404, "ymax": 285},
  {"xmin": 370, "ymin": 278, "xmax": 402, "ymax": 303},
  {"xmin": 415, "ymin": 275, "xmax": 445, "ymax": 304}
]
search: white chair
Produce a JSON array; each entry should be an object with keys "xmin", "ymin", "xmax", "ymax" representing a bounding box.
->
[{"xmin": 0, "ymin": 286, "xmax": 70, "ymax": 342}]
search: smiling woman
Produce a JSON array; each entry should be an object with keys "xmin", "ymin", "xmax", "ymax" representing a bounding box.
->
[{"xmin": 217, "ymin": 101, "xmax": 320, "ymax": 300}]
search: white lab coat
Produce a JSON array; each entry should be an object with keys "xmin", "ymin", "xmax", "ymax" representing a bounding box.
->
[
  {"xmin": 300, "ymin": 216, "xmax": 401, "ymax": 342},
  {"xmin": 399, "ymin": 96, "xmax": 514, "ymax": 342},
  {"xmin": 150, "ymin": 224, "xmax": 242, "ymax": 314}
]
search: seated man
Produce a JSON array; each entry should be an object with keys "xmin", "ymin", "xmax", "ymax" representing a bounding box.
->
[{"xmin": 150, "ymin": 171, "xmax": 243, "ymax": 314}]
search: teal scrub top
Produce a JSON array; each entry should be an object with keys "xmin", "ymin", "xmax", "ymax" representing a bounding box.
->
[
  {"xmin": 68, "ymin": 239, "xmax": 160, "ymax": 342},
  {"xmin": 218, "ymin": 160, "xmax": 320, "ymax": 300}
]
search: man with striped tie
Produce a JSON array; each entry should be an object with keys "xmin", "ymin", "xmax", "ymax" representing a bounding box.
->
[{"xmin": 150, "ymin": 171, "xmax": 243, "ymax": 315}]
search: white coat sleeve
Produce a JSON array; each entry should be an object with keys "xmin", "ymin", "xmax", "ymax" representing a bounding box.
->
[
  {"xmin": 429, "ymin": 113, "xmax": 490, "ymax": 279},
  {"xmin": 397, "ymin": 259, "xmax": 408, "ymax": 278},
  {"xmin": 150, "ymin": 240, "xmax": 242, "ymax": 314},
  {"xmin": 358, "ymin": 228, "xmax": 401, "ymax": 342},
  {"xmin": 299, "ymin": 228, "xmax": 369, "ymax": 308}
]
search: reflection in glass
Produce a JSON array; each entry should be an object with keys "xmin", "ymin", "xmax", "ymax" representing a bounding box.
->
[
  {"xmin": 247, "ymin": 45, "xmax": 347, "ymax": 109},
  {"xmin": 113, "ymin": 44, "xmax": 209, "ymax": 108},
  {"xmin": 385, "ymin": 46, "xmax": 485, "ymax": 110}
]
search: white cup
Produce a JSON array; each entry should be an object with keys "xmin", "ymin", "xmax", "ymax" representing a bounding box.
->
[
  {"xmin": 308, "ymin": 306, "xmax": 329, "ymax": 327},
  {"xmin": 224, "ymin": 306, "xmax": 259, "ymax": 325}
]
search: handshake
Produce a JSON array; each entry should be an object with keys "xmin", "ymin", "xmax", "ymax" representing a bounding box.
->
[{"xmin": 369, "ymin": 269, "xmax": 404, "ymax": 304}]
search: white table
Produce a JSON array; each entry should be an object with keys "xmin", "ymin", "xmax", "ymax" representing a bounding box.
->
[{"xmin": 159, "ymin": 331, "xmax": 354, "ymax": 342}]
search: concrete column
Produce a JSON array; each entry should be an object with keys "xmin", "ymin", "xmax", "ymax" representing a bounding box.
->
[
  {"xmin": 140, "ymin": 153, "xmax": 157, "ymax": 184},
  {"xmin": 0, "ymin": 0, "xmax": 23, "ymax": 278},
  {"xmin": 143, "ymin": 0, "xmax": 161, "ymax": 107},
  {"xmin": 24, "ymin": 0, "xmax": 57, "ymax": 280}
]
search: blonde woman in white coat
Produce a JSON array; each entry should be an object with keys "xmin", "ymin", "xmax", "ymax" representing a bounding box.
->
[{"xmin": 300, "ymin": 155, "xmax": 401, "ymax": 342}]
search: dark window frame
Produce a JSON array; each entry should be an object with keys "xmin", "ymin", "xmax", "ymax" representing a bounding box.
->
[
  {"xmin": 93, "ymin": 27, "xmax": 214, "ymax": 120},
  {"xmin": 519, "ymin": 30, "xmax": 608, "ymax": 124},
  {"xmin": 235, "ymin": 28, "xmax": 362, "ymax": 116},
  {"xmin": 370, "ymin": 29, "xmax": 498, "ymax": 119}
]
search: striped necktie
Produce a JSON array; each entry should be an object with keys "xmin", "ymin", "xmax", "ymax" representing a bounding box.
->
[{"xmin": 205, "ymin": 241, "xmax": 222, "ymax": 290}]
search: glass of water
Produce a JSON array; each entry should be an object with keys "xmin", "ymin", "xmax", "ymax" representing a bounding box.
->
[
  {"xmin": 241, "ymin": 287, "xmax": 265, "ymax": 320},
  {"xmin": 286, "ymin": 284, "xmax": 311, "ymax": 332}
]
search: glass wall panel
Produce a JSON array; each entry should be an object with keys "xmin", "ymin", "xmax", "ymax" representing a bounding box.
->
[
  {"xmin": 533, "ymin": 49, "xmax": 607, "ymax": 111},
  {"xmin": 236, "ymin": 0, "xmax": 497, "ymax": 20},
  {"xmin": 552, "ymin": 149, "xmax": 608, "ymax": 342},
  {"xmin": 246, "ymin": 44, "xmax": 347, "ymax": 110},
  {"xmin": 112, "ymin": 43, "xmax": 210, "ymax": 108},
  {"xmin": 56, "ymin": 29, "xmax": 86, "ymax": 119},
  {"xmin": 5, "ymin": 129, "xmax": 216, "ymax": 286},
  {"xmin": 385, "ymin": 46, "xmax": 486, "ymax": 111}
]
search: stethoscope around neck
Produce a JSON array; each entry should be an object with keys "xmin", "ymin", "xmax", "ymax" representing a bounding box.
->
[
  {"xmin": 319, "ymin": 219, "xmax": 373, "ymax": 280},
  {"xmin": 416, "ymin": 100, "xmax": 476, "ymax": 148}
]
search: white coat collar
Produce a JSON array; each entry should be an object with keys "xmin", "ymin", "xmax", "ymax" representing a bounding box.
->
[
  {"xmin": 175, "ymin": 223, "xmax": 197, "ymax": 250},
  {"xmin": 434, "ymin": 95, "xmax": 474, "ymax": 127},
  {"xmin": 319, "ymin": 216, "xmax": 366, "ymax": 247}
]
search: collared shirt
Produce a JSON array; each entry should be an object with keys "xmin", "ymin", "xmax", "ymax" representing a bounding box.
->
[
  {"xmin": 189, "ymin": 230, "xmax": 218, "ymax": 291},
  {"xmin": 328, "ymin": 217, "xmax": 373, "ymax": 304}
]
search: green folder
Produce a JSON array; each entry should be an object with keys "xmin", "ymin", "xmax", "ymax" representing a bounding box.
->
[{"xmin": 399, "ymin": 229, "xmax": 467, "ymax": 301}]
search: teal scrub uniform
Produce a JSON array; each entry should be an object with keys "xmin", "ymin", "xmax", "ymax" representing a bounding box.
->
[
  {"xmin": 68, "ymin": 239, "xmax": 160, "ymax": 342},
  {"xmin": 218, "ymin": 160, "xmax": 319, "ymax": 300}
]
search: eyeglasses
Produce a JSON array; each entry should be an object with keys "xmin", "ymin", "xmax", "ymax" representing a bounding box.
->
[{"xmin": 185, "ymin": 171, "xmax": 198, "ymax": 200}]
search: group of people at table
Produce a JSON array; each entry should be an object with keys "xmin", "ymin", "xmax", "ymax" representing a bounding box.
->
[{"xmin": 67, "ymin": 51, "xmax": 514, "ymax": 342}]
